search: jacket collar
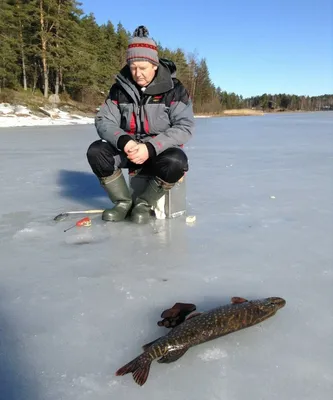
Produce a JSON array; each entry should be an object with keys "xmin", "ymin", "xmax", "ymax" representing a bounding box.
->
[{"xmin": 116, "ymin": 61, "xmax": 174, "ymax": 100}]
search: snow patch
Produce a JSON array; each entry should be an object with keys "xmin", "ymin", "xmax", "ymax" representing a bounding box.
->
[{"xmin": 198, "ymin": 347, "xmax": 228, "ymax": 361}]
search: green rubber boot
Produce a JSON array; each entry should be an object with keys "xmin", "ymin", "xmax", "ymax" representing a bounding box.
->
[
  {"xmin": 100, "ymin": 169, "xmax": 132, "ymax": 222},
  {"xmin": 130, "ymin": 177, "xmax": 174, "ymax": 224}
]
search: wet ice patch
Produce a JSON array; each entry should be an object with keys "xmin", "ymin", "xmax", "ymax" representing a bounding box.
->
[{"xmin": 198, "ymin": 347, "xmax": 228, "ymax": 361}]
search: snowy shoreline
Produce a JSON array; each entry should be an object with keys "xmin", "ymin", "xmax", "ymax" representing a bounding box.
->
[{"xmin": 0, "ymin": 103, "xmax": 94, "ymax": 128}]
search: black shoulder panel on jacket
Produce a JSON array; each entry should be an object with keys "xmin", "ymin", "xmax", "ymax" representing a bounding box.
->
[
  {"xmin": 171, "ymin": 79, "xmax": 190, "ymax": 104},
  {"xmin": 163, "ymin": 80, "xmax": 190, "ymax": 107},
  {"xmin": 108, "ymin": 83, "xmax": 119, "ymax": 102},
  {"xmin": 108, "ymin": 83, "xmax": 132, "ymax": 104}
]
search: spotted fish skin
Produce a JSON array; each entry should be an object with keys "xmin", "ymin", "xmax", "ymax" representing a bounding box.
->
[{"xmin": 115, "ymin": 296, "xmax": 286, "ymax": 386}]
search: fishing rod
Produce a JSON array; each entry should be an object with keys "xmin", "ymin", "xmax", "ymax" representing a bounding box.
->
[{"xmin": 54, "ymin": 209, "xmax": 104, "ymax": 221}]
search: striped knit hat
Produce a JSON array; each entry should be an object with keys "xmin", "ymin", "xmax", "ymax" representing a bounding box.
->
[{"xmin": 126, "ymin": 26, "xmax": 159, "ymax": 66}]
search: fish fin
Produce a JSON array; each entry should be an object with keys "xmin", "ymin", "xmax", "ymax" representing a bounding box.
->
[
  {"xmin": 185, "ymin": 311, "xmax": 202, "ymax": 320},
  {"xmin": 157, "ymin": 348, "xmax": 189, "ymax": 364},
  {"xmin": 115, "ymin": 354, "xmax": 152, "ymax": 386},
  {"xmin": 231, "ymin": 297, "xmax": 248, "ymax": 304},
  {"xmin": 142, "ymin": 338, "xmax": 160, "ymax": 351}
]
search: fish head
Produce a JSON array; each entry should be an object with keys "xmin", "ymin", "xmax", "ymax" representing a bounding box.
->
[{"xmin": 256, "ymin": 297, "xmax": 286, "ymax": 316}]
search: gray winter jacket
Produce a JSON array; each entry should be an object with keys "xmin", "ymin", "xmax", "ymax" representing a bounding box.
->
[{"xmin": 95, "ymin": 59, "xmax": 194, "ymax": 156}]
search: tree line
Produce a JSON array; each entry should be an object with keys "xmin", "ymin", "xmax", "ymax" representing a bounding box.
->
[{"xmin": 1, "ymin": 0, "xmax": 332, "ymax": 113}]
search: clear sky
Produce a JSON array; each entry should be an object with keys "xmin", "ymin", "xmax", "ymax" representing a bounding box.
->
[{"xmin": 80, "ymin": 0, "xmax": 332, "ymax": 98}]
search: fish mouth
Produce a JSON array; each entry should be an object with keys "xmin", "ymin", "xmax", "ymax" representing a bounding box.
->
[{"xmin": 268, "ymin": 297, "xmax": 286, "ymax": 309}]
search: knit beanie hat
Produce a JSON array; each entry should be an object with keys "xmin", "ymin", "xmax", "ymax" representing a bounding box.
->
[{"xmin": 126, "ymin": 26, "xmax": 159, "ymax": 66}]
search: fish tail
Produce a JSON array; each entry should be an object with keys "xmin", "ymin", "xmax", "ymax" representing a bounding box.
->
[{"xmin": 115, "ymin": 354, "xmax": 152, "ymax": 386}]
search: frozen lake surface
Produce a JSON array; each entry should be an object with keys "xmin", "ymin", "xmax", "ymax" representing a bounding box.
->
[{"xmin": 0, "ymin": 112, "xmax": 332, "ymax": 399}]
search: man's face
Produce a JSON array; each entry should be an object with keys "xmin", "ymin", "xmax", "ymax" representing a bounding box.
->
[{"xmin": 129, "ymin": 61, "xmax": 157, "ymax": 87}]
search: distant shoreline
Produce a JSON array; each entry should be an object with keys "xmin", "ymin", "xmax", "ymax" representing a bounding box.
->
[{"xmin": 194, "ymin": 109, "xmax": 320, "ymax": 118}]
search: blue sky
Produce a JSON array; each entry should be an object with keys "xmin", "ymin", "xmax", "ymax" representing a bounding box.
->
[{"xmin": 80, "ymin": 0, "xmax": 332, "ymax": 98}]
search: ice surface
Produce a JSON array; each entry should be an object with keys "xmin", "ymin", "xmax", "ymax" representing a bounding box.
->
[{"xmin": 0, "ymin": 112, "xmax": 332, "ymax": 399}]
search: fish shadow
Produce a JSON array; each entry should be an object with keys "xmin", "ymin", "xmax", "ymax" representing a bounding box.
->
[
  {"xmin": 56, "ymin": 169, "xmax": 110, "ymax": 209},
  {"xmin": 0, "ymin": 295, "xmax": 40, "ymax": 400}
]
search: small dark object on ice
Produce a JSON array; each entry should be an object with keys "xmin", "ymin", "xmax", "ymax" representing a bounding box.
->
[
  {"xmin": 115, "ymin": 296, "xmax": 286, "ymax": 386},
  {"xmin": 157, "ymin": 302, "xmax": 197, "ymax": 328},
  {"xmin": 54, "ymin": 213, "xmax": 70, "ymax": 221}
]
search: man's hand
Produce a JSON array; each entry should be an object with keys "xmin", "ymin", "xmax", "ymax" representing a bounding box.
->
[
  {"xmin": 124, "ymin": 140, "xmax": 137, "ymax": 155},
  {"xmin": 127, "ymin": 143, "xmax": 149, "ymax": 164}
]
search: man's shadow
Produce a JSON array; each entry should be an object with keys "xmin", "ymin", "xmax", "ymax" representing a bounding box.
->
[
  {"xmin": 0, "ymin": 296, "xmax": 40, "ymax": 400},
  {"xmin": 56, "ymin": 169, "xmax": 114, "ymax": 209}
]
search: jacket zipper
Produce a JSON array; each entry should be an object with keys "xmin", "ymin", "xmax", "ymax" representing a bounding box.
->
[{"xmin": 136, "ymin": 96, "xmax": 149, "ymax": 140}]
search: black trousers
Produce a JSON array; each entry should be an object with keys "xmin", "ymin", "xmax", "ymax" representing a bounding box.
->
[{"xmin": 86, "ymin": 140, "xmax": 189, "ymax": 184}]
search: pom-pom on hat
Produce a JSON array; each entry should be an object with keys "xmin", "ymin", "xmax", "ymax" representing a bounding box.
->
[{"xmin": 126, "ymin": 26, "xmax": 159, "ymax": 66}]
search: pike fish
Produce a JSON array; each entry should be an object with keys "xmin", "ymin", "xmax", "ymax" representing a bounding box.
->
[{"xmin": 115, "ymin": 296, "xmax": 286, "ymax": 386}]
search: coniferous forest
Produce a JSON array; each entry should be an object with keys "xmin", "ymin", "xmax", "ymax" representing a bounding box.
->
[{"xmin": 1, "ymin": 0, "xmax": 332, "ymax": 114}]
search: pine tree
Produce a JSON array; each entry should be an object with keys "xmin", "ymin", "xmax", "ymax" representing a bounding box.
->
[
  {"xmin": 0, "ymin": 0, "xmax": 20, "ymax": 90},
  {"xmin": 116, "ymin": 22, "xmax": 130, "ymax": 69}
]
